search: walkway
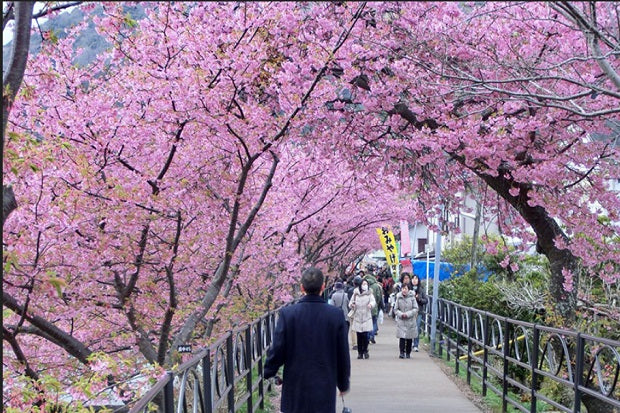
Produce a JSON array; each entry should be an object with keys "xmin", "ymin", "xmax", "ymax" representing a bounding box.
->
[{"xmin": 335, "ymin": 316, "xmax": 482, "ymax": 412}]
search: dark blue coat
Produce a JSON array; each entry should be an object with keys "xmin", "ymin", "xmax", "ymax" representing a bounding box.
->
[{"xmin": 264, "ymin": 294, "xmax": 351, "ymax": 413}]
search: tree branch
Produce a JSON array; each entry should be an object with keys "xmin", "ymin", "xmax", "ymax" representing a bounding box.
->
[
  {"xmin": 3, "ymin": 291, "xmax": 93, "ymax": 364},
  {"xmin": 158, "ymin": 211, "xmax": 181, "ymax": 365}
]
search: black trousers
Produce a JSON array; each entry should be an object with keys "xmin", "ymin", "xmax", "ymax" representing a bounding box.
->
[
  {"xmin": 399, "ymin": 338, "xmax": 412, "ymax": 354},
  {"xmin": 356, "ymin": 332, "xmax": 369, "ymax": 355}
]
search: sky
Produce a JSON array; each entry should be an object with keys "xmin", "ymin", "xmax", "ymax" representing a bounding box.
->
[{"xmin": 3, "ymin": 2, "xmax": 62, "ymax": 46}]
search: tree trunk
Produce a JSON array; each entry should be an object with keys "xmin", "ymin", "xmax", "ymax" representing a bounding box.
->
[
  {"xmin": 477, "ymin": 173, "xmax": 578, "ymax": 325},
  {"xmin": 2, "ymin": 185, "xmax": 18, "ymax": 227},
  {"xmin": 582, "ymin": 394, "xmax": 620, "ymax": 413},
  {"xmin": 3, "ymin": 1, "xmax": 35, "ymax": 150},
  {"xmin": 3, "ymin": 2, "xmax": 35, "ymax": 229}
]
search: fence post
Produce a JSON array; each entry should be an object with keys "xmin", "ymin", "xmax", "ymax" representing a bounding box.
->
[
  {"xmin": 164, "ymin": 371, "xmax": 174, "ymax": 413},
  {"xmin": 226, "ymin": 332, "xmax": 235, "ymax": 413},
  {"xmin": 246, "ymin": 326, "xmax": 253, "ymax": 413},
  {"xmin": 530, "ymin": 327, "xmax": 539, "ymax": 413},
  {"xmin": 454, "ymin": 306, "xmax": 460, "ymax": 375},
  {"xmin": 438, "ymin": 299, "xmax": 444, "ymax": 358},
  {"xmin": 467, "ymin": 308, "xmax": 473, "ymax": 385},
  {"xmin": 502, "ymin": 318, "xmax": 509, "ymax": 413},
  {"xmin": 258, "ymin": 319, "xmax": 265, "ymax": 410},
  {"xmin": 482, "ymin": 312, "xmax": 489, "ymax": 397},
  {"xmin": 446, "ymin": 303, "xmax": 452, "ymax": 362},
  {"xmin": 202, "ymin": 349, "xmax": 213, "ymax": 413},
  {"xmin": 573, "ymin": 333, "xmax": 584, "ymax": 413}
]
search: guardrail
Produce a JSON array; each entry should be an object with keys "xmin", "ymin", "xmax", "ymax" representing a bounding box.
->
[
  {"xmin": 128, "ymin": 307, "xmax": 282, "ymax": 413},
  {"xmin": 423, "ymin": 298, "xmax": 620, "ymax": 413}
]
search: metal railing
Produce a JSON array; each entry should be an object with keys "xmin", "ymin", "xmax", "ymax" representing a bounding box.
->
[
  {"xmin": 423, "ymin": 298, "xmax": 620, "ymax": 413},
  {"xmin": 128, "ymin": 307, "xmax": 282, "ymax": 413}
]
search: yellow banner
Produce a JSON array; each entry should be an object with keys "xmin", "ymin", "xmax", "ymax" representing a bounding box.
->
[{"xmin": 376, "ymin": 227, "xmax": 398, "ymax": 276}]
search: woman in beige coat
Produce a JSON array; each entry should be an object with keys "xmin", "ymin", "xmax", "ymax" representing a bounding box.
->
[
  {"xmin": 349, "ymin": 279, "xmax": 376, "ymax": 359},
  {"xmin": 394, "ymin": 283, "xmax": 419, "ymax": 358}
]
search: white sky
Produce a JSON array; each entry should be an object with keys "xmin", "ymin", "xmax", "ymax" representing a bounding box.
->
[{"xmin": 3, "ymin": 3, "xmax": 52, "ymax": 46}]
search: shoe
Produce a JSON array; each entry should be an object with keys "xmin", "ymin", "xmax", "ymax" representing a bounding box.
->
[
  {"xmin": 399, "ymin": 352, "xmax": 405, "ymax": 359},
  {"xmin": 357, "ymin": 354, "xmax": 363, "ymax": 359},
  {"xmin": 370, "ymin": 338, "xmax": 376, "ymax": 344},
  {"xmin": 414, "ymin": 346, "xmax": 419, "ymax": 352},
  {"xmin": 364, "ymin": 352, "xmax": 369, "ymax": 359},
  {"xmin": 352, "ymin": 345, "xmax": 358, "ymax": 350},
  {"xmin": 406, "ymin": 353, "xmax": 411, "ymax": 358}
]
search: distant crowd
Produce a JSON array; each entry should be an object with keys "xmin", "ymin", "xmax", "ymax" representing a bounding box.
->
[
  {"xmin": 325, "ymin": 263, "xmax": 428, "ymax": 359},
  {"xmin": 264, "ymin": 264, "xmax": 430, "ymax": 412}
]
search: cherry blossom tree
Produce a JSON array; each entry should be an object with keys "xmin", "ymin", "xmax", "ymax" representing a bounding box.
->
[
  {"xmin": 3, "ymin": 2, "xmax": 395, "ymax": 407},
  {"xmin": 299, "ymin": 1, "xmax": 619, "ymax": 324},
  {"xmin": 2, "ymin": 2, "xmax": 618, "ymax": 409}
]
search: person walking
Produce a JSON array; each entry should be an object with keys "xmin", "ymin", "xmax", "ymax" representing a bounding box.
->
[
  {"xmin": 394, "ymin": 283, "xmax": 419, "ymax": 359},
  {"xmin": 364, "ymin": 272, "xmax": 383, "ymax": 343},
  {"xmin": 411, "ymin": 274, "xmax": 428, "ymax": 352},
  {"xmin": 264, "ymin": 267, "xmax": 351, "ymax": 413},
  {"xmin": 389, "ymin": 272, "xmax": 413, "ymax": 318},
  {"xmin": 349, "ymin": 278, "xmax": 376, "ymax": 359},
  {"xmin": 330, "ymin": 280, "xmax": 350, "ymax": 328},
  {"xmin": 380, "ymin": 269, "xmax": 394, "ymax": 309},
  {"xmin": 346, "ymin": 275, "xmax": 362, "ymax": 350}
]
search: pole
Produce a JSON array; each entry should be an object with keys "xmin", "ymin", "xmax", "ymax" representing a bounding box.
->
[
  {"xmin": 425, "ymin": 244, "xmax": 430, "ymax": 335},
  {"xmin": 425, "ymin": 246, "xmax": 430, "ymax": 296},
  {"xmin": 430, "ymin": 207, "xmax": 443, "ymax": 356}
]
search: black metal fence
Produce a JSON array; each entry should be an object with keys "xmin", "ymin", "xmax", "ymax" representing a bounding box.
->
[
  {"xmin": 130, "ymin": 298, "xmax": 619, "ymax": 413},
  {"xmin": 423, "ymin": 298, "xmax": 620, "ymax": 413},
  {"xmin": 128, "ymin": 307, "xmax": 282, "ymax": 413}
]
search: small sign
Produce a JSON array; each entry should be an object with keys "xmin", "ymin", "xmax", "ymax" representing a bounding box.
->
[{"xmin": 177, "ymin": 344, "xmax": 192, "ymax": 353}]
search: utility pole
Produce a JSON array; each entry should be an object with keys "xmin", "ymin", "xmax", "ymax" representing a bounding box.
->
[{"xmin": 429, "ymin": 206, "xmax": 443, "ymax": 356}]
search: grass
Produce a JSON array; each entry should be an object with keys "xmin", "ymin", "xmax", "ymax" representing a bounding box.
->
[
  {"xmin": 422, "ymin": 336, "xmax": 553, "ymax": 413},
  {"xmin": 233, "ymin": 363, "xmax": 278, "ymax": 413}
]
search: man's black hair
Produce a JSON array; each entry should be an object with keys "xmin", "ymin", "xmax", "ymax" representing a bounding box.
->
[{"xmin": 301, "ymin": 267, "xmax": 324, "ymax": 295}]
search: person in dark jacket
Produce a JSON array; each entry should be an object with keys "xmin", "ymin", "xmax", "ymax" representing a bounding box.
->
[
  {"xmin": 346, "ymin": 274, "xmax": 363, "ymax": 350},
  {"xmin": 264, "ymin": 267, "xmax": 351, "ymax": 413},
  {"xmin": 411, "ymin": 274, "xmax": 429, "ymax": 352}
]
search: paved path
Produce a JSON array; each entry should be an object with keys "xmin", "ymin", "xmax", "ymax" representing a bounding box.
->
[{"xmin": 335, "ymin": 316, "xmax": 482, "ymax": 412}]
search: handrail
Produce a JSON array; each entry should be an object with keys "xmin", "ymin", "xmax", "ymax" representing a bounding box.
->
[
  {"xmin": 127, "ymin": 305, "xmax": 285, "ymax": 413},
  {"xmin": 424, "ymin": 297, "xmax": 620, "ymax": 413},
  {"xmin": 131, "ymin": 297, "xmax": 619, "ymax": 413}
]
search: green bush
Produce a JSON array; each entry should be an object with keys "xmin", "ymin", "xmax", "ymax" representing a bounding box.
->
[
  {"xmin": 439, "ymin": 236, "xmax": 550, "ymax": 321},
  {"xmin": 439, "ymin": 272, "xmax": 510, "ymax": 317}
]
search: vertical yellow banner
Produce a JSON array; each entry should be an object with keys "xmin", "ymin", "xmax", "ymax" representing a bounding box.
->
[{"xmin": 376, "ymin": 227, "xmax": 398, "ymax": 277}]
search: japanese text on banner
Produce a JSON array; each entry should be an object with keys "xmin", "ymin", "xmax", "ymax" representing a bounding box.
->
[{"xmin": 376, "ymin": 227, "xmax": 398, "ymax": 277}]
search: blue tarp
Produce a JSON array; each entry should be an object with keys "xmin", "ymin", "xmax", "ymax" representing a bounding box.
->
[
  {"xmin": 406, "ymin": 260, "xmax": 491, "ymax": 282},
  {"xmin": 411, "ymin": 260, "xmax": 455, "ymax": 282}
]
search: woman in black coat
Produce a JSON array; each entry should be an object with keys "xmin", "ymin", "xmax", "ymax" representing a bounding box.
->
[{"xmin": 411, "ymin": 274, "xmax": 428, "ymax": 352}]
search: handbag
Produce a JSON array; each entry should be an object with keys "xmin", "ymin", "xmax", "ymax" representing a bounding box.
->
[
  {"xmin": 347, "ymin": 297, "xmax": 356, "ymax": 319},
  {"xmin": 342, "ymin": 395, "xmax": 352, "ymax": 413}
]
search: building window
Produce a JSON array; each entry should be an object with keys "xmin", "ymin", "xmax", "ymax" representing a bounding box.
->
[{"xmin": 418, "ymin": 238, "xmax": 427, "ymax": 254}]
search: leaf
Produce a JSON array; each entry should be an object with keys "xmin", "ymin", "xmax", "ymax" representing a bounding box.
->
[{"xmin": 47, "ymin": 277, "xmax": 67, "ymax": 297}]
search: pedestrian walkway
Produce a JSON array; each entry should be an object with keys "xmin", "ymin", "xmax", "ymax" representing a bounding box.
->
[{"xmin": 337, "ymin": 316, "xmax": 482, "ymax": 412}]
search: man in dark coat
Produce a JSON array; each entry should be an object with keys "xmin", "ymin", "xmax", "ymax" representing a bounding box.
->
[{"xmin": 264, "ymin": 267, "xmax": 351, "ymax": 413}]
